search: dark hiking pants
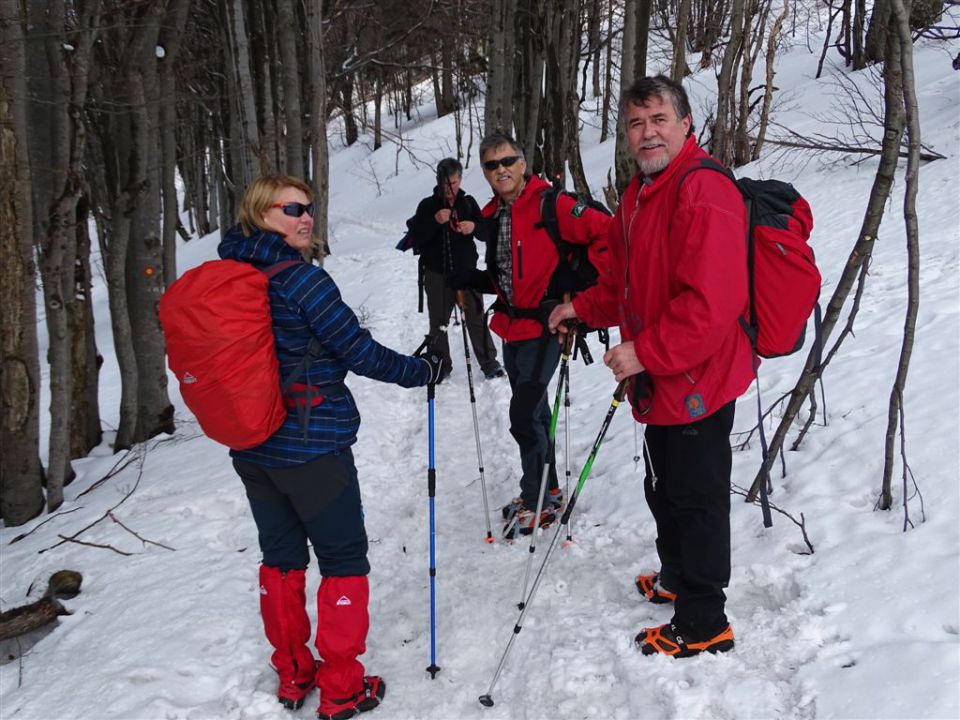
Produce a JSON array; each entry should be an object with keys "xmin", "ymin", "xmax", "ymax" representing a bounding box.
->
[
  {"xmin": 642, "ymin": 400, "xmax": 736, "ymax": 640},
  {"xmin": 234, "ymin": 449, "xmax": 370, "ymax": 576},
  {"xmin": 423, "ymin": 267, "xmax": 499, "ymax": 375},
  {"xmin": 502, "ymin": 335, "xmax": 562, "ymax": 510}
]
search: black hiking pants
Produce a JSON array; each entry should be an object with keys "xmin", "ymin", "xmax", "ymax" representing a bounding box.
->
[
  {"xmin": 502, "ymin": 335, "xmax": 562, "ymax": 510},
  {"xmin": 423, "ymin": 267, "xmax": 499, "ymax": 376},
  {"xmin": 642, "ymin": 400, "xmax": 736, "ymax": 640}
]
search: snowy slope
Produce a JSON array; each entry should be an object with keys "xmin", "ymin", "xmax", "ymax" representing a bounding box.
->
[{"xmin": 2, "ymin": 32, "xmax": 958, "ymax": 720}]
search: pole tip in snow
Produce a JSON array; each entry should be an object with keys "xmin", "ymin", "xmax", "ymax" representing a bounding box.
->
[
  {"xmin": 485, "ymin": 534, "xmax": 494, "ymax": 544},
  {"xmin": 426, "ymin": 664, "xmax": 440, "ymax": 679},
  {"xmin": 479, "ymin": 694, "xmax": 495, "ymax": 707},
  {"xmin": 562, "ymin": 539, "xmax": 575, "ymax": 548}
]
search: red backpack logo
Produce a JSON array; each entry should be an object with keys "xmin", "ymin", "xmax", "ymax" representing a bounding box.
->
[
  {"xmin": 681, "ymin": 158, "xmax": 820, "ymax": 358},
  {"xmin": 159, "ymin": 259, "xmax": 299, "ymax": 449}
]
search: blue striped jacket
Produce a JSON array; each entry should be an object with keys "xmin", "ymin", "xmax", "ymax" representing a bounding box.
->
[{"xmin": 218, "ymin": 225, "xmax": 429, "ymax": 467}]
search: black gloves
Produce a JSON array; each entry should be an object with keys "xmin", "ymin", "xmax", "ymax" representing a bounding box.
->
[{"xmin": 420, "ymin": 351, "xmax": 444, "ymax": 386}]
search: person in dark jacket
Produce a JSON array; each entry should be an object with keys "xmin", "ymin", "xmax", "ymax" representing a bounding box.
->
[
  {"xmin": 217, "ymin": 175, "xmax": 442, "ymax": 718},
  {"xmin": 457, "ymin": 134, "xmax": 610, "ymax": 539},
  {"xmin": 412, "ymin": 158, "xmax": 502, "ymax": 381},
  {"xmin": 549, "ymin": 76, "xmax": 751, "ymax": 658}
]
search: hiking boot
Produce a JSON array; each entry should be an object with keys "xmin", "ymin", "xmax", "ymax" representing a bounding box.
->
[
  {"xmin": 316, "ymin": 675, "xmax": 385, "ymax": 720},
  {"xmin": 484, "ymin": 364, "xmax": 505, "ymax": 380},
  {"xmin": 501, "ymin": 497, "xmax": 523, "ymax": 521},
  {"xmin": 635, "ymin": 623, "xmax": 734, "ymax": 658},
  {"xmin": 634, "ymin": 572, "xmax": 677, "ymax": 604},
  {"xmin": 515, "ymin": 507, "xmax": 557, "ymax": 536},
  {"xmin": 278, "ymin": 673, "xmax": 317, "ymax": 710},
  {"xmin": 547, "ymin": 487, "xmax": 564, "ymax": 511}
]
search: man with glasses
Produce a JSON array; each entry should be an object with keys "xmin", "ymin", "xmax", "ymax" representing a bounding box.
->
[
  {"xmin": 549, "ymin": 76, "xmax": 754, "ymax": 658},
  {"xmin": 411, "ymin": 157, "xmax": 503, "ymax": 383},
  {"xmin": 455, "ymin": 132, "xmax": 609, "ymax": 539}
]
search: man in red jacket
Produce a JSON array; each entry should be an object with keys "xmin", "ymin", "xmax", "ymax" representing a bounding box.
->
[
  {"xmin": 465, "ymin": 132, "xmax": 610, "ymax": 538},
  {"xmin": 549, "ymin": 76, "xmax": 753, "ymax": 657}
]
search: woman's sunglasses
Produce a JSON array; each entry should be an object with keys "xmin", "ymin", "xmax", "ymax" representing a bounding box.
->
[
  {"xmin": 482, "ymin": 155, "xmax": 522, "ymax": 171},
  {"xmin": 270, "ymin": 202, "xmax": 315, "ymax": 218}
]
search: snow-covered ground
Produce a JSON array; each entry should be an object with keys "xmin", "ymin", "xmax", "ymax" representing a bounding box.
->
[{"xmin": 2, "ymin": 30, "xmax": 958, "ymax": 720}]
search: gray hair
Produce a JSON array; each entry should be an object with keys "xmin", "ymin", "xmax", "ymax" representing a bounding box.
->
[
  {"xmin": 479, "ymin": 132, "xmax": 524, "ymax": 160},
  {"xmin": 619, "ymin": 75, "xmax": 695, "ymax": 135}
]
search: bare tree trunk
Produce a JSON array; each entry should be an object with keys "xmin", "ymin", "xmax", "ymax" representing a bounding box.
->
[
  {"xmin": 864, "ymin": 0, "xmax": 890, "ymax": 64},
  {"xmin": 752, "ymin": 1, "xmax": 788, "ymax": 161},
  {"xmin": 588, "ymin": 0, "xmax": 602, "ymax": 98},
  {"xmin": 671, "ymin": 0, "xmax": 693, "ymax": 80},
  {"xmin": 307, "ymin": 0, "xmax": 329, "ymax": 264},
  {"xmin": 615, "ymin": 0, "xmax": 651, "ymax": 193},
  {"xmin": 32, "ymin": 0, "xmax": 100, "ymax": 508},
  {"xmin": 160, "ymin": 0, "xmax": 192, "ymax": 287},
  {"xmin": 560, "ymin": 0, "xmax": 591, "ymax": 197},
  {"xmin": 128, "ymin": 4, "xmax": 174, "ymax": 445},
  {"xmin": 712, "ymin": 0, "xmax": 746, "ymax": 165},
  {"xmin": 599, "ymin": 0, "xmax": 614, "ymax": 143},
  {"xmin": 225, "ymin": 0, "xmax": 263, "ymax": 183},
  {"xmin": 879, "ymin": 0, "xmax": 921, "ymax": 512},
  {"xmin": 437, "ymin": 35, "xmax": 455, "ymax": 117},
  {"xmin": 852, "ymin": 0, "xmax": 867, "ymax": 69},
  {"xmin": 746, "ymin": 8, "xmax": 907, "ymax": 501},
  {"xmin": 485, "ymin": 0, "xmax": 517, "ymax": 134},
  {"xmin": 0, "ymin": 0, "xmax": 45, "ymax": 525},
  {"xmin": 374, "ymin": 65, "xmax": 383, "ymax": 151},
  {"xmin": 514, "ymin": 0, "xmax": 545, "ymax": 173},
  {"xmin": 276, "ymin": 0, "xmax": 304, "ymax": 178},
  {"xmin": 69, "ymin": 196, "xmax": 102, "ymax": 459}
]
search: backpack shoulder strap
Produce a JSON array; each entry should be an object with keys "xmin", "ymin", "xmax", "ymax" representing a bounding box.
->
[
  {"xmin": 537, "ymin": 185, "xmax": 563, "ymax": 249},
  {"xmin": 675, "ymin": 157, "xmax": 740, "ymax": 199},
  {"xmin": 262, "ymin": 259, "xmax": 303, "ymax": 279}
]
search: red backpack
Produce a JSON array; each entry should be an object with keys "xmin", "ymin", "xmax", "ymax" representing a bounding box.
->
[
  {"xmin": 680, "ymin": 158, "xmax": 820, "ymax": 358},
  {"xmin": 680, "ymin": 159, "xmax": 820, "ymax": 529},
  {"xmin": 159, "ymin": 259, "xmax": 300, "ymax": 450}
]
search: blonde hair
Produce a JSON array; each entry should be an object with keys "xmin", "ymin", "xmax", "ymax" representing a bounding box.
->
[{"xmin": 238, "ymin": 174, "xmax": 314, "ymax": 236}]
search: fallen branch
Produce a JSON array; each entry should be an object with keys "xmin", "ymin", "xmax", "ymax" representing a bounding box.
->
[
  {"xmin": 54, "ymin": 535, "xmax": 133, "ymax": 556},
  {"xmin": 9, "ymin": 507, "xmax": 83, "ymax": 545},
  {"xmin": 107, "ymin": 512, "xmax": 176, "ymax": 551},
  {"xmin": 732, "ymin": 484, "xmax": 815, "ymax": 554}
]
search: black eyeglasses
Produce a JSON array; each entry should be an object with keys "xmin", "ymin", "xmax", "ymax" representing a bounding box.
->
[
  {"xmin": 482, "ymin": 155, "xmax": 522, "ymax": 171},
  {"xmin": 270, "ymin": 202, "xmax": 315, "ymax": 218}
]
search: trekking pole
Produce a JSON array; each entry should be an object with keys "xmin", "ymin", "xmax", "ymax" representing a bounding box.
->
[
  {"xmin": 456, "ymin": 291, "xmax": 494, "ymax": 544},
  {"xmin": 479, "ymin": 379, "xmax": 629, "ymax": 708},
  {"xmin": 562, "ymin": 364, "xmax": 574, "ymax": 548},
  {"xmin": 516, "ymin": 325, "xmax": 575, "ymax": 610},
  {"xmin": 414, "ymin": 334, "xmax": 442, "ymax": 679},
  {"xmin": 426, "ymin": 374, "xmax": 441, "ymax": 678}
]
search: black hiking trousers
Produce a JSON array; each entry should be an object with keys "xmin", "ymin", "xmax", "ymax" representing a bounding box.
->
[{"xmin": 642, "ymin": 400, "xmax": 736, "ymax": 640}]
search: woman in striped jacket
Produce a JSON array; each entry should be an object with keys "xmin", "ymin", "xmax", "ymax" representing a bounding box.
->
[{"xmin": 218, "ymin": 175, "xmax": 441, "ymax": 719}]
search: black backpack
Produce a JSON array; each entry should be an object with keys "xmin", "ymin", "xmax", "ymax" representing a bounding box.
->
[
  {"xmin": 538, "ymin": 185, "xmax": 612, "ymax": 296},
  {"xmin": 537, "ymin": 185, "xmax": 613, "ymax": 362}
]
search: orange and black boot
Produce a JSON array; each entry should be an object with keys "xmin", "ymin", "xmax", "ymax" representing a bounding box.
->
[
  {"xmin": 634, "ymin": 572, "xmax": 677, "ymax": 604},
  {"xmin": 259, "ymin": 565, "xmax": 318, "ymax": 709},
  {"xmin": 635, "ymin": 622, "xmax": 735, "ymax": 658}
]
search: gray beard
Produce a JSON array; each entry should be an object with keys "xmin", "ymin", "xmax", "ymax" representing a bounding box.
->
[{"xmin": 638, "ymin": 152, "xmax": 670, "ymax": 175}]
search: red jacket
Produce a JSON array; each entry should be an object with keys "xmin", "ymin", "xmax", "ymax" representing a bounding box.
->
[
  {"xmin": 573, "ymin": 137, "xmax": 754, "ymax": 425},
  {"xmin": 481, "ymin": 175, "xmax": 610, "ymax": 342}
]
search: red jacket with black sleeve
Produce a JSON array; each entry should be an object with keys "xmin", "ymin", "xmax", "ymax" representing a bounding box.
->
[
  {"xmin": 572, "ymin": 136, "xmax": 755, "ymax": 425},
  {"xmin": 480, "ymin": 175, "xmax": 611, "ymax": 342}
]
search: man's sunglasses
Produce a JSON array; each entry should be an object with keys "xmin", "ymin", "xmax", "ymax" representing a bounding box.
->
[
  {"xmin": 270, "ymin": 202, "xmax": 315, "ymax": 218},
  {"xmin": 482, "ymin": 155, "xmax": 522, "ymax": 171}
]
